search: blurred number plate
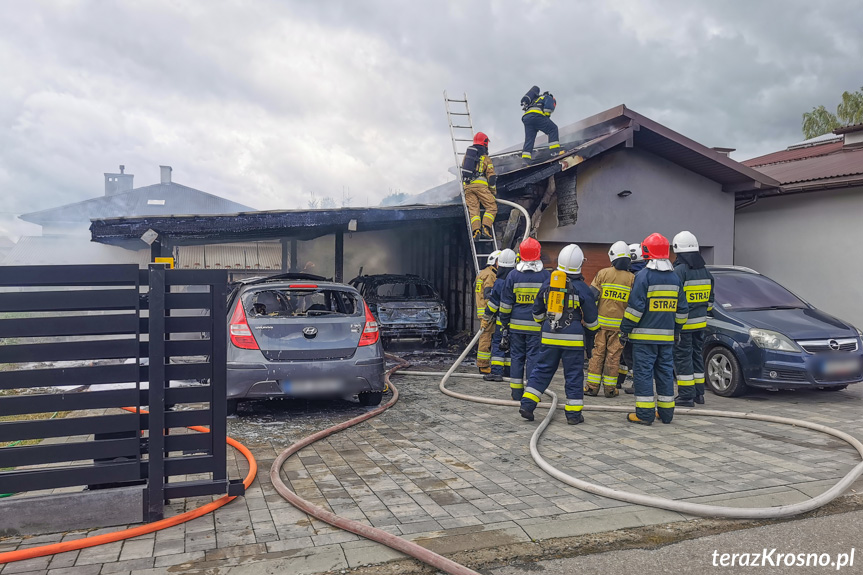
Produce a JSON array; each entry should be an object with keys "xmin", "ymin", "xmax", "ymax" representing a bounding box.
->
[
  {"xmin": 281, "ymin": 379, "xmax": 343, "ymax": 393},
  {"xmin": 822, "ymin": 358, "xmax": 860, "ymax": 376}
]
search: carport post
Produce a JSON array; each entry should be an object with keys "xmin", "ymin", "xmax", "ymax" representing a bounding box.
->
[
  {"xmin": 280, "ymin": 239, "xmax": 289, "ymax": 272},
  {"xmin": 335, "ymin": 231, "xmax": 344, "ymax": 283},
  {"xmin": 290, "ymin": 240, "xmax": 298, "ymax": 272}
]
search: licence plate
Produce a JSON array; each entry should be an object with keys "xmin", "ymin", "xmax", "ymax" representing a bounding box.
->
[
  {"xmin": 821, "ymin": 358, "xmax": 861, "ymax": 376},
  {"xmin": 280, "ymin": 379, "xmax": 343, "ymax": 394}
]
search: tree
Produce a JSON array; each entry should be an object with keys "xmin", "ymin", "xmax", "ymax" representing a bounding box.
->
[
  {"xmin": 307, "ymin": 191, "xmax": 318, "ymax": 209},
  {"xmin": 802, "ymin": 87, "xmax": 863, "ymax": 139},
  {"xmin": 319, "ymin": 197, "xmax": 337, "ymax": 209}
]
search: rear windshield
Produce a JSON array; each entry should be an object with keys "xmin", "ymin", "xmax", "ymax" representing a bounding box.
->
[
  {"xmin": 375, "ymin": 281, "xmax": 436, "ymax": 299},
  {"xmin": 243, "ymin": 288, "xmax": 359, "ymax": 317},
  {"xmin": 713, "ymin": 272, "xmax": 807, "ymax": 311}
]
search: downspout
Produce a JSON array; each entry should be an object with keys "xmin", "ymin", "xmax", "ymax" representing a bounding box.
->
[{"xmin": 735, "ymin": 194, "xmax": 759, "ymax": 211}]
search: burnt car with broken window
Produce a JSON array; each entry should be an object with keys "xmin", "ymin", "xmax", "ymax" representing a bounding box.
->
[
  {"xmin": 225, "ymin": 273, "xmax": 385, "ymax": 414},
  {"xmin": 349, "ymin": 274, "xmax": 447, "ymax": 345}
]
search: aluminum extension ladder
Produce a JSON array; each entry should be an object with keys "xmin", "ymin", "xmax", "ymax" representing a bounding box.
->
[{"xmin": 443, "ymin": 91, "xmax": 498, "ymax": 275}]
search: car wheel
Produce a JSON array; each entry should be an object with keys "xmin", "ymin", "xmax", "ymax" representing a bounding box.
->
[
  {"xmin": 818, "ymin": 385, "xmax": 848, "ymax": 391},
  {"xmin": 227, "ymin": 399, "xmax": 239, "ymax": 416},
  {"xmin": 358, "ymin": 391, "xmax": 383, "ymax": 406},
  {"xmin": 436, "ymin": 333, "xmax": 449, "ymax": 348},
  {"xmin": 705, "ymin": 346, "xmax": 747, "ymax": 397}
]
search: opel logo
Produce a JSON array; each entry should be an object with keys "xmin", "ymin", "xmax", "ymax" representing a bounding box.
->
[
  {"xmin": 303, "ymin": 326, "xmax": 318, "ymax": 338},
  {"xmin": 829, "ymin": 339, "xmax": 840, "ymax": 351}
]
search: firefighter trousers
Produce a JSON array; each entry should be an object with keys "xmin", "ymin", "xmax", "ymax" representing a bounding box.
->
[
  {"xmin": 632, "ymin": 343, "xmax": 675, "ymax": 424},
  {"xmin": 617, "ymin": 340, "xmax": 634, "ymax": 386},
  {"xmin": 673, "ymin": 330, "xmax": 706, "ymax": 402},
  {"xmin": 509, "ymin": 331, "xmax": 541, "ymax": 401},
  {"xmin": 477, "ymin": 322, "xmax": 493, "ymax": 370},
  {"xmin": 521, "ymin": 345, "xmax": 584, "ymax": 420},
  {"xmin": 521, "ymin": 114, "xmax": 560, "ymax": 159},
  {"xmin": 586, "ymin": 329, "xmax": 624, "ymax": 396},
  {"xmin": 490, "ymin": 323, "xmax": 511, "ymax": 378},
  {"xmin": 464, "ymin": 184, "xmax": 497, "ymax": 232}
]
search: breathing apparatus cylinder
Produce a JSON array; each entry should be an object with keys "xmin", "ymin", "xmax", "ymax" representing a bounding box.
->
[{"xmin": 547, "ymin": 269, "xmax": 567, "ymax": 330}]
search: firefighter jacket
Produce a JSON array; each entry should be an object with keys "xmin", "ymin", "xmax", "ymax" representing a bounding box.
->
[
  {"xmin": 475, "ymin": 266, "xmax": 497, "ymax": 319},
  {"xmin": 466, "ymin": 154, "xmax": 497, "ymax": 192},
  {"xmin": 532, "ymin": 276, "xmax": 599, "ymax": 348},
  {"xmin": 483, "ymin": 268, "xmax": 512, "ymax": 326},
  {"xmin": 499, "ymin": 268, "xmax": 551, "ymax": 334},
  {"xmin": 673, "ymin": 260, "xmax": 715, "ymax": 331},
  {"xmin": 523, "ymin": 93, "xmax": 556, "ymax": 117},
  {"xmin": 619, "ymin": 268, "xmax": 689, "ymax": 345},
  {"xmin": 590, "ymin": 266, "xmax": 635, "ymax": 331}
]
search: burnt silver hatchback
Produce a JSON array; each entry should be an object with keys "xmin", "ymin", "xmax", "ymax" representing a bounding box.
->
[{"xmin": 226, "ymin": 274, "xmax": 385, "ymax": 414}]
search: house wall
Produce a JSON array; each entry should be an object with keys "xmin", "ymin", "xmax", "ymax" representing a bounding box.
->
[
  {"xmin": 734, "ymin": 186, "xmax": 863, "ymax": 328},
  {"xmin": 537, "ymin": 148, "xmax": 734, "ymax": 263}
]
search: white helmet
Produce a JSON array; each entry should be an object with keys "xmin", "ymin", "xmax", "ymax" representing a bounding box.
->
[
  {"xmin": 486, "ymin": 250, "xmax": 502, "ymax": 266},
  {"xmin": 628, "ymin": 243, "xmax": 644, "ymax": 262},
  {"xmin": 672, "ymin": 231, "xmax": 699, "ymax": 254},
  {"xmin": 497, "ymin": 249, "xmax": 517, "ymax": 268},
  {"xmin": 557, "ymin": 244, "xmax": 585, "ymax": 274},
  {"xmin": 608, "ymin": 240, "xmax": 629, "ymax": 263}
]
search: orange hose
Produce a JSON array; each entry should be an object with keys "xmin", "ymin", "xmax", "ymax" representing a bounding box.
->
[{"xmin": 0, "ymin": 407, "xmax": 257, "ymax": 564}]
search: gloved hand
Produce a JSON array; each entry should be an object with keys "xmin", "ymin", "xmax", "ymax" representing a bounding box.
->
[
  {"xmin": 584, "ymin": 330, "xmax": 595, "ymax": 359},
  {"xmin": 480, "ymin": 318, "xmax": 492, "ymax": 332},
  {"xmin": 499, "ymin": 328, "xmax": 510, "ymax": 352},
  {"xmin": 619, "ymin": 333, "xmax": 629, "ymax": 345}
]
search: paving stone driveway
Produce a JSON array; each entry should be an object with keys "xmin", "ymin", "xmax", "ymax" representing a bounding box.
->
[{"xmin": 2, "ymin": 364, "xmax": 863, "ymax": 574}]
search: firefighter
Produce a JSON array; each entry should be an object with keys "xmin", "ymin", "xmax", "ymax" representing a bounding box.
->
[
  {"xmin": 475, "ymin": 250, "xmax": 501, "ymax": 375},
  {"xmin": 499, "ymin": 237, "xmax": 550, "ymax": 400},
  {"xmin": 620, "ymin": 242, "xmax": 646, "ymax": 393},
  {"xmin": 585, "ymin": 241, "xmax": 634, "ymax": 398},
  {"xmin": 520, "ymin": 86, "xmax": 562, "ymax": 163},
  {"xmin": 483, "ymin": 249, "xmax": 517, "ymax": 382},
  {"xmin": 519, "ymin": 244, "xmax": 599, "ymax": 424},
  {"xmin": 672, "ymin": 231, "xmax": 715, "ymax": 407},
  {"xmin": 619, "ymin": 233, "xmax": 688, "ymax": 425},
  {"xmin": 461, "ymin": 132, "xmax": 498, "ymax": 239}
]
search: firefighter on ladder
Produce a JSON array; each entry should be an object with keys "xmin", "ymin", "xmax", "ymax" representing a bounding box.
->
[
  {"xmin": 519, "ymin": 244, "xmax": 599, "ymax": 424},
  {"xmin": 619, "ymin": 233, "xmax": 688, "ymax": 425},
  {"xmin": 475, "ymin": 250, "xmax": 501, "ymax": 375},
  {"xmin": 461, "ymin": 132, "xmax": 497, "ymax": 240},
  {"xmin": 498, "ymin": 238, "xmax": 550, "ymax": 400},
  {"xmin": 483, "ymin": 249, "xmax": 517, "ymax": 382},
  {"xmin": 585, "ymin": 241, "xmax": 634, "ymax": 398}
]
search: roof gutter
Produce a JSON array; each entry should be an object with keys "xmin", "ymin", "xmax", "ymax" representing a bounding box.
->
[{"xmin": 734, "ymin": 195, "xmax": 758, "ymax": 211}]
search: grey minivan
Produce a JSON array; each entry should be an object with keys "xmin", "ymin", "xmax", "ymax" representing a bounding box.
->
[{"xmin": 225, "ymin": 273, "xmax": 385, "ymax": 414}]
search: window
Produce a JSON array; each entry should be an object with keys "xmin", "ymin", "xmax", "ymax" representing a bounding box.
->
[
  {"xmin": 713, "ymin": 272, "xmax": 807, "ymax": 311},
  {"xmin": 244, "ymin": 288, "xmax": 358, "ymax": 317}
]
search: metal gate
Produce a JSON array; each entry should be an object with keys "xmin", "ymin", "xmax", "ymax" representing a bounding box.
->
[{"xmin": 0, "ymin": 264, "xmax": 242, "ymax": 523}]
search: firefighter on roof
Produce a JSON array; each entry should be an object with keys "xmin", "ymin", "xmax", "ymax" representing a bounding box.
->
[
  {"xmin": 519, "ymin": 244, "xmax": 599, "ymax": 424},
  {"xmin": 475, "ymin": 250, "xmax": 501, "ymax": 375},
  {"xmin": 619, "ymin": 233, "xmax": 688, "ymax": 425},
  {"xmin": 520, "ymin": 85, "xmax": 562, "ymax": 163},
  {"xmin": 585, "ymin": 241, "xmax": 634, "ymax": 398},
  {"xmin": 498, "ymin": 238, "xmax": 550, "ymax": 400},
  {"xmin": 483, "ymin": 249, "xmax": 517, "ymax": 382},
  {"xmin": 461, "ymin": 132, "xmax": 498, "ymax": 240}
]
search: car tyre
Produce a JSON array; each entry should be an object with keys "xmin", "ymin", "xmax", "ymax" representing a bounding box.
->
[
  {"xmin": 227, "ymin": 399, "xmax": 239, "ymax": 416},
  {"xmin": 705, "ymin": 346, "xmax": 747, "ymax": 397},
  {"xmin": 358, "ymin": 391, "xmax": 383, "ymax": 406}
]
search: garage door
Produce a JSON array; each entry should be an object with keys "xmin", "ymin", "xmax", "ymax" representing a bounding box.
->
[{"xmin": 541, "ymin": 242, "xmax": 609, "ymax": 285}]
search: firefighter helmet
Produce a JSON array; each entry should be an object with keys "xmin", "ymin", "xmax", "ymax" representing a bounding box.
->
[
  {"xmin": 518, "ymin": 237, "xmax": 542, "ymax": 262},
  {"xmin": 486, "ymin": 250, "xmax": 502, "ymax": 266},
  {"xmin": 473, "ymin": 132, "xmax": 490, "ymax": 147},
  {"xmin": 608, "ymin": 241, "xmax": 629, "ymax": 263},
  {"xmin": 642, "ymin": 233, "xmax": 670, "ymax": 260},
  {"xmin": 629, "ymin": 243, "xmax": 644, "ymax": 262},
  {"xmin": 557, "ymin": 244, "xmax": 584, "ymax": 274},
  {"xmin": 673, "ymin": 230, "xmax": 699, "ymax": 253},
  {"xmin": 498, "ymin": 249, "xmax": 517, "ymax": 268}
]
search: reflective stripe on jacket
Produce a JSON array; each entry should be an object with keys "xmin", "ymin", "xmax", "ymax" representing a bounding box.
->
[
  {"xmin": 499, "ymin": 268, "xmax": 551, "ymax": 333},
  {"xmin": 591, "ymin": 266, "xmax": 635, "ymax": 331},
  {"xmin": 619, "ymin": 267, "xmax": 688, "ymax": 345},
  {"xmin": 468, "ymin": 155, "xmax": 496, "ymax": 191},
  {"xmin": 673, "ymin": 262, "xmax": 715, "ymax": 331},
  {"xmin": 475, "ymin": 266, "xmax": 496, "ymax": 318},
  {"xmin": 532, "ymin": 275, "xmax": 599, "ymax": 348}
]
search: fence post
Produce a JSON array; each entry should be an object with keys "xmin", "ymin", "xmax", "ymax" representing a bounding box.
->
[{"xmin": 146, "ymin": 264, "xmax": 166, "ymax": 522}]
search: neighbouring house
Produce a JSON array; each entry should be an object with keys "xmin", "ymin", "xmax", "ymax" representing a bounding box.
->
[
  {"xmin": 735, "ymin": 124, "xmax": 863, "ymax": 328},
  {"xmin": 8, "ymin": 165, "xmax": 256, "ymax": 267}
]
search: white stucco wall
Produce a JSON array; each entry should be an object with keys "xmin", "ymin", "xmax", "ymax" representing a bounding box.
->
[
  {"xmin": 537, "ymin": 148, "xmax": 735, "ymax": 263},
  {"xmin": 734, "ymin": 186, "xmax": 863, "ymax": 328}
]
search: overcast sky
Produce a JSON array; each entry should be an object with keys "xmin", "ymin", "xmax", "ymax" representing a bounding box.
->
[{"xmin": 1, "ymin": 0, "xmax": 861, "ymax": 237}]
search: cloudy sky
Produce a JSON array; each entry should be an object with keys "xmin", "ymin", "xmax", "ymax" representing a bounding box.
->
[{"xmin": 1, "ymin": 0, "xmax": 861, "ymax": 237}]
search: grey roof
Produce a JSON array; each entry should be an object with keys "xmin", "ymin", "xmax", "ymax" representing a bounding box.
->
[
  {"xmin": 3, "ymin": 236, "xmax": 151, "ymax": 267},
  {"xmin": 19, "ymin": 182, "xmax": 256, "ymax": 225}
]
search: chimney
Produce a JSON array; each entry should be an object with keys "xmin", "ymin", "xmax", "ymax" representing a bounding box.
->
[
  {"xmin": 834, "ymin": 124, "xmax": 863, "ymax": 148},
  {"xmin": 160, "ymin": 165, "xmax": 172, "ymax": 184},
  {"xmin": 712, "ymin": 147, "xmax": 735, "ymax": 158},
  {"xmin": 104, "ymin": 165, "xmax": 135, "ymax": 196}
]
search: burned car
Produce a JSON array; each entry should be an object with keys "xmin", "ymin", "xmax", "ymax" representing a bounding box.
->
[
  {"xmin": 349, "ymin": 274, "xmax": 447, "ymax": 344},
  {"xmin": 225, "ymin": 273, "xmax": 385, "ymax": 414}
]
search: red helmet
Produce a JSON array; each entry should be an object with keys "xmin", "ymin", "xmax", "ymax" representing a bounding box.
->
[
  {"xmin": 473, "ymin": 132, "xmax": 489, "ymax": 147},
  {"xmin": 641, "ymin": 233, "xmax": 670, "ymax": 260},
  {"xmin": 519, "ymin": 237, "xmax": 542, "ymax": 262}
]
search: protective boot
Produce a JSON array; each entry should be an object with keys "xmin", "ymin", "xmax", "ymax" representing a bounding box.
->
[
  {"xmin": 694, "ymin": 394, "xmax": 705, "ymax": 405},
  {"xmin": 484, "ymin": 373, "xmax": 503, "ymax": 382},
  {"xmin": 676, "ymin": 396, "xmax": 695, "ymax": 408},
  {"xmin": 478, "ymin": 365, "xmax": 491, "ymax": 375},
  {"xmin": 603, "ymin": 386, "xmax": 619, "ymax": 398},
  {"xmin": 566, "ymin": 412, "xmax": 584, "ymax": 425},
  {"xmin": 482, "ymin": 226, "xmax": 494, "ymax": 240},
  {"xmin": 584, "ymin": 386, "xmax": 599, "ymax": 397},
  {"xmin": 473, "ymin": 229, "xmax": 483, "ymax": 240},
  {"xmin": 656, "ymin": 410, "xmax": 672, "ymax": 425},
  {"xmin": 626, "ymin": 413, "xmax": 652, "ymax": 426},
  {"xmin": 623, "ymin": 381, "xmax": 635, "ymax": 395},
  {"xmin": 519, "ymin": 407, "xmax": 535, "ymax": 421}
]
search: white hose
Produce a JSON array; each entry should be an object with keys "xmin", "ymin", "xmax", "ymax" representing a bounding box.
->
[{"xmin": 400, "ymin": 329, "xmax": 863, "ymax": 519}]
